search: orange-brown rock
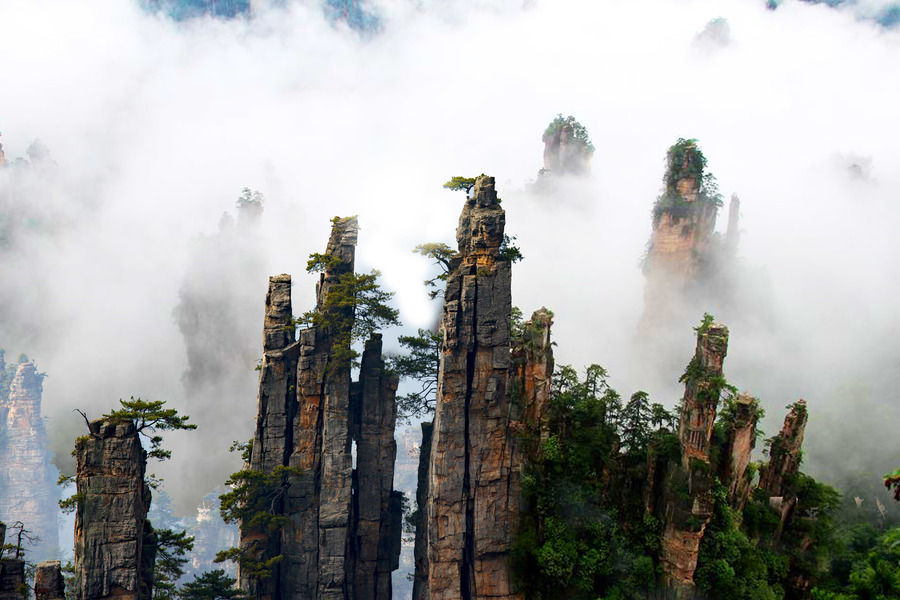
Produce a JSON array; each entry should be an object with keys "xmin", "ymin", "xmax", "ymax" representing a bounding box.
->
[
  {"xmin": 424, "ymin": 175, "xmax": 520, "ymax": 600},
  {"xmin": 659, "ymin": 321, "xmax": 729, "ymax": 595},
  {"xmin": 718, "ymin": 394, "xmax": 760, "ymax": 510},
  {"xmin": 34, "ymin": 561, "xmax": 65, "ymax": 600},
  {"xmin": 0, "ymin": 359, "xmax": 59, "ymax": 561},
  {"xmin": 758, "ymin": 400, "xmax": 808, "ymax": 537}
]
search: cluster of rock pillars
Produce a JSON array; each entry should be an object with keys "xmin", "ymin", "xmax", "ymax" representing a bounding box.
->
[{"xmin": 1, "ymin": 160, "xmax": 812, "ymax": 600}]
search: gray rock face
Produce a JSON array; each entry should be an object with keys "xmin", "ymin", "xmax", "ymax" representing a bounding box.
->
[
  {"xmin": 424, "ymin": 175, "xmax": 521, "ymax": 600},
  {"xmin": 34, "ymin": 561, "xmax": 65, "ymax": 600},
  {"xmin": 0, "ymin": 555, "xmax": 25, "ymax": 600},
  {"xmin": 0, "ymin": 361, "xmax": 60, "ymax": 561},
  {"xmin": 241, "ymin": 217, "xmax": 401, "ymax": 600},
  {"xmin": 74, "ymin": 419, "xmax": 152, "ymax": 600},
  {"xmin": 411, "ymin": 421, "xmax": 433, "ymax": 600}
]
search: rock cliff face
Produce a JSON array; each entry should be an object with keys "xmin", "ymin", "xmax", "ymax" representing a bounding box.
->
[
  {"xmin": 34, "ymin": 561, "xmax": 65, "ymax": 600},
  {"xmin": 540, "ymin": 116, "xmax": 593, "ymax": 177},
  {"xmin": 718, "ymin": 394, "xmax": 760, "ymax": 510},
  {"xmin": 758, "ymin": 400, "xmax": 808, "ymax": 537},
  {"xmin": 424, "ymin": 175, "xmax": 520, "ymax": 600},
  {"xmin": 510, "ymin": 309, "xmax": 554, "ymax": 444},
  {"xmin": 412, "ymin": 421, "xmax": 433, "ymax": 600},
  {"xmin": 0, "ymin": 358, "xmax": 59, "ymax": 561},
  {"xmin": 241, "ymin": 216, "xmax": 401, "ymax": 600},
  {"xmin": 74, "ymin": 419, "xmax": 153, "ymax": 600},
  {"xmin": 659, "ymin": 322, "xmax": 729, "ymax": 594},
  {"xmin": 0, "ymin": 521, "xmax": 25, "ymax": 600},
  {"xmin": 640, "ymin": 140, "xmax": 740, "ymax": 332}
]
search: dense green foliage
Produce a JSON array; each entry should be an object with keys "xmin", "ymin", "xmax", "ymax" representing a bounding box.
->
[
  {"xmin": 153, "ymin": 529, "xmax": 195, "ymax": 600},
  {"xmin": 542, "ymin": 115, "xmax": 595, "ymax": 154},
  {"xmin": 177, "ymin": 570, "xmax": 248, "ymax": 600},
  {"xmin": 513, "ymin": 364, "xmax": 667, "ymax": 599},
  {"xmin": 215, "ymin": 445, "xmax": 302, "ymax": 580},
  {"xmin": 652, "ymin": 138, "xmax": 723, "ymax": 226}
]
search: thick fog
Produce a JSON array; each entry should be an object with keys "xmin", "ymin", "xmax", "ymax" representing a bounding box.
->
[{"xmin": 1, "ymin": 0, "xmax": 899, "ymax": 515}]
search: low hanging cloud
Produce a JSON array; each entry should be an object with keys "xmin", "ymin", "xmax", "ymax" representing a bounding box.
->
[{"xmin": 1, "ymin": 0, "xmax": 899, "ymax": 513}]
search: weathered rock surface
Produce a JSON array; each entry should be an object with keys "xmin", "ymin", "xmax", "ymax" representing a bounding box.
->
[
  {"xmin": 540, "ymin": 117, "xmax": 592, "ymax": 177},
  {"xmin": 510, "ymin": 308, "xmax": 554, "ymax": 442},
  {"xmin": 241, "ymin": 216, "xmax": 402, "ymax": 600},
  {"xmin": 0, "ymin": 359, "xmax": 59, "ymax": 562},
  {"xmin": 412, "ymin": 421, "xmax": 433, "ymax": 600},
  {"xmin": 0, "ymin": 556, "xmax": 25, "ymax": 600},
  {"xmin": 640, "ymin": 141, "xmax": 740, "ymax": 333},
  {"xmin": 424, "ymin": 175, "xmax": 520, "ymax": 600},
  {"xmin": 659, "ymin": 322, "xmax": 729, "ymax": 594},
  {"xmin": 34, "ymin": 561, "xmax": 65, "ymax": 600},
  {"xmin": 719, "ymin": 394, "xmax": 760, "ymax": 510},
  {"xmin": 758, "ymin": 400, "xmax": 809, "ymax": 537},
  {"xmin": 74, "ymin": 419, "xmax": 152, "ymax": 600}
]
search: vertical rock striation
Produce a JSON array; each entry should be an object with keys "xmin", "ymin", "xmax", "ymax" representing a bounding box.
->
[
  {"xmin": 412, "ymin": 421, "xmax": 433, "ymax": 600},
  {"xmin": 242, "ymin": 216, "xmax": 402, "ymax": 600},
  {"xmin": 718, "ymin": 394, "xmax": 760, "ymax": 510},
  {"xmin": 509, "ymin": 308, "xmax": 554, "ymax": 444},
  {"xmin": 74, "ymin": 419, "xmax": 152, "ymax": 600},
  {"xmin": 34, "ymin": 561, "xmax": 65, "ymax": 600},
  {"xmin": 659, "ymin": 322, "xmax": 729, "ymax": 595},
  {"xmin": 0, "ymin": 359, "xmax": 60, "ymax": 561},
  {"xmin": 758, "ymin": 400, "xmax": 808, "ymax": 535},
  {"xmin": 425, "ymin": 175, "xmax": 520, "ymax": 600}
]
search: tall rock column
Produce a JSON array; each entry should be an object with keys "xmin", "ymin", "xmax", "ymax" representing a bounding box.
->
[
  {"xmin": 411, "ymin": 421, "xmax": 433, "ymax": 600},
  {"xmin": 425, "ymin": 175, "xmax": 520, "ymax": 600},
  {"xmin": 758, "ymin": 400, "xmax": 808, "ymax": 534},
  {"xmin": 509, "ymin": 308, "xmax": 554, "ymax": 443},
  {"xmin": 74, "ymin": 419, "xmax": 152, "ymax": 600},
  {"xmin": 718, "ymin": 394, "xmax": 760, "ymax": 510},
  {"xmin": 34, "ymin": 561, "xmax": 65, "ymax": 600},
  {"xmin": 242, "ymin": 217, "xmax": 402, "ymax": 600},
  {"xmin": 0, "ymin": 361, "xmax": 60, "ymax": 561},
  {"xmin": 659, "ymin": 321, "xmax": 729, "ymax": 595},
  {"xmin": 350, "ymin": 335, "xmax": 401, "ymax": 600}
]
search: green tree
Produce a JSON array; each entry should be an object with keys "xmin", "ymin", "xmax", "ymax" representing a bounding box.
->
[
  {"xmin": 297, "ymin": 252, "xmax": 400, "ymax": 373},
  {"xmin": 391, "ymin": 328, "xmax": 441, "ymax": 421},
  {"xmin": 215, "ymin": 442, "xmax": 302, "ymax": 581},
  {"xmin": 153, "ymin": 529, "xmax": 195, "ymax": 600},
  {"xmin": 413, "ymin": 243, "xmax": 454, "ymax": 300},
  {"xmin": 177, "ymin": 571, "xmax": 248, "ymax": 600},
  {"xmin": 621, "ymin": 391, "xmax": 652, "ymax": 454},
  {"xmin": 442, "ymin": 176, "xmax": 478, "ymax": 194}
]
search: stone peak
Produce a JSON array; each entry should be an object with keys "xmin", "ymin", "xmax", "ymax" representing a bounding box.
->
[
  {"xmin": 471, "ymin": 175, "xmax": 497, "ymax": 208},
  {"xmin": 329, "ymin": 216, "xmax": 360, "ymax": 248},
  {"xmin": 88, "ymin": 417, "xmax": 137, "ymax": 439}
]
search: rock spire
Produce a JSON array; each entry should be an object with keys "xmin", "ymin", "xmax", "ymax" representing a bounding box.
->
[
  {"xmin": 659, "ymin": 320, "xmax": 729, "ymax": 594},
  {"xmin": 240, "ymin": 216, "xmax": 401, "ymax": 600},
  {"xmin": 73, "ymin": 419, "xmax": 153, "ymax": 600},
  {"xmin": 424, "ymin": 175, "xmax": 521, "ymax": 600},
  {"xmin": 0, "ymin": 357, "xmax": 59, "ymax": 562}
]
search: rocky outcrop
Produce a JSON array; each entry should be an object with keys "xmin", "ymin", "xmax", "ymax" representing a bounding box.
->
[
  {"xmin": 640, "ymin": 140, "xmax": 742, "ymax": 333},
  {"xmin": 718, "ymin": 394, "xmax": 760, "ymax": 510},
  {"xmin": 659, "ymin": 322, "xmax": 729, "ymax": 595},
  {"xmin": 0, "ymin": 522, "xmax": 25, "ymax": 600},
  {"xmin": 74, "ymin": 419, "xmax": 152, "ymax": 600},
  {"xmin": 34, "ymin": 561, "xmax": 65, "ymax": 600},
  {"xmin": 539, "ymin": 115, "xmax": 593, "ymax": 177},
  {"xmin": 758, "ymin": 400, "xmax": 808, "ymax": 536},
  {"xmin": 510, "ymin": 308, "xmax": 554, "ymax": 443},
  {"xmin": 424, "ymin": 175, "xmax": 520, "ymax": 600},
  {"xmin": 241, "ymin": 216, "xmax": 402, "ymax": 600},
  {"xmin": 0, "ymin": 358, "xmax": 59, "ymax": 562}
]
